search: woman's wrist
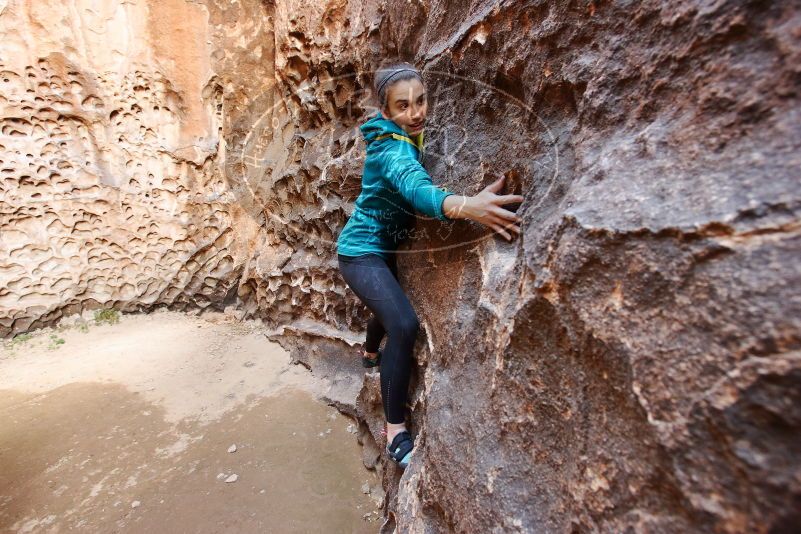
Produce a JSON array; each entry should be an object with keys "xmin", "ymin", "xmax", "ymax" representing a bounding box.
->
[{"xmin": 442, "ymin": 194, "xmax": 472, "ymax": 220}]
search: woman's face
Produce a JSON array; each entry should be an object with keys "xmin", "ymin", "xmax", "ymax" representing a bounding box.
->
[{"xmin": 381, "ymin": 78, "xmax": 428, "ymax": 136}]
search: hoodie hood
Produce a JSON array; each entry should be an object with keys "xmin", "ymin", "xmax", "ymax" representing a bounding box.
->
[{"xmin": 360, "ymin": 111, "xmax": 424, "ymax": 153}]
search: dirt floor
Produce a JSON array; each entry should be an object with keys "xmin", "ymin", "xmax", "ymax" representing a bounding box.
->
[{"xmin": 0, "ymin": 309, "xmax": 381, "ymax": 533}]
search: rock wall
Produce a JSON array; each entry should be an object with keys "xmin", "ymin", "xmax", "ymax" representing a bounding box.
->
[
  {"xmin": 0, "ymin": 0, "xmax": 270, "ymax": 334},
  {"xmin": 2, "ymin": 0, "xmax": 800, "ymax": 532},
  {"xmin": 253, "ymin": 1, "xmax": 801, "ymax": 532}
]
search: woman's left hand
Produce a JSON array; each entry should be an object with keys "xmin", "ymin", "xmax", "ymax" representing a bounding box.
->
[{"xmin": 442, "ymin": 176, "xmax": 524, "ymax": 241}]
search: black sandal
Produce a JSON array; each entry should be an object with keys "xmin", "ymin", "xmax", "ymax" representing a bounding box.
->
[
  {"xmin": 386, "ymin": 430, "xmax": 414, "ymax": 468},
  {"xmin": 361, "ymin": 348, "xmax": 382, "ymax": 368}
]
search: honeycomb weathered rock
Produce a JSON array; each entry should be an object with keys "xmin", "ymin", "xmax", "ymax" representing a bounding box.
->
[{"xmin": 0, "ymin": 0, "xmax": 257, "ymax": 333}]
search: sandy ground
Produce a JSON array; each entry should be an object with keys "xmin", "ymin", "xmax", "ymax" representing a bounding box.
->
[{"xmin": 0, "ymin": 309, "xmax": 381, "ymax": 533}]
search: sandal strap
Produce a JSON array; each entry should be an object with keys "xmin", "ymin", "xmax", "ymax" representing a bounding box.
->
[
  {"xmin": 361, "ymin": 348, "xmax": 382, "ymax": 367},
  {"xmin": 387, "ymin": 431, "xmax": 414, "ymax": 462}
]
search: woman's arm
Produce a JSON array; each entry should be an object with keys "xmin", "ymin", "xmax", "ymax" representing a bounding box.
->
[
  {"xmin": 382, "ymin": 147, "xmax": 523, "ymax": 240},
  {"xmin": 382, "ymin": 150, "xmax": 454, "ymax": 221},
  {"xmin": 441, "ymin": 176, "xmax": 524, "ymax": 241}
]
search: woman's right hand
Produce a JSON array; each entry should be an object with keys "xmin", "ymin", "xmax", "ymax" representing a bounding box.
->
[{"xmin": 442, "ymin": 176, "xmax": 524, "ymax": 241}]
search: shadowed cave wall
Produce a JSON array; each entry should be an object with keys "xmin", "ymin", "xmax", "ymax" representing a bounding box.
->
[{"xmin": 1, "ymin": 0, "xmax": 799, "ymax": 532}]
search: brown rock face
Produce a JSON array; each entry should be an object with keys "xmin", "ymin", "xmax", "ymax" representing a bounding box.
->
[
  {"xmin": 2, "ymin": 0, "xmax": 799, "ymax": 532},
  {"xmin": 0, "ymin": 0, "xmax": 268, "ymax": 333}
]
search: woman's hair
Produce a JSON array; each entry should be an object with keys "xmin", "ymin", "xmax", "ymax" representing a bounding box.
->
[{"xmin": 374, "ymin": 60, "xmax": 423, "ymax": 110}]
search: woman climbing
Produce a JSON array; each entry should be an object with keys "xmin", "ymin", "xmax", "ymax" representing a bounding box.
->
[{"xmin": 336, "ymin": 60, "xmax": 524, "ymax": 469}]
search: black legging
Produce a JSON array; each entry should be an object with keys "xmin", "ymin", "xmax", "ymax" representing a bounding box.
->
[{"xmin": 337, "ymin": 252, "xmax": 420, "ymax": 424}]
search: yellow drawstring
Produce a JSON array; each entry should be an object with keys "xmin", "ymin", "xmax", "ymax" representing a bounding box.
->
[
  {"xmin": 374, "ymin": 131, "xmax": 451, "ymax": 195},
  {"xmin": 374, "ymin": 131, "xmax": 425, "ymax": 159}
]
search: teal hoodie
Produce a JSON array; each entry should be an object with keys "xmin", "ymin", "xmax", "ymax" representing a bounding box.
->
[{"xmin": 336, "ymin": 111, "xmax": 454, "ymax": 260}]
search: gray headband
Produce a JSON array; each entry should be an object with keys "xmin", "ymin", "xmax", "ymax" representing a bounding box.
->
[{"xmin": 376, "ymin": 68, "xmax": 420, "ymax": 97}]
